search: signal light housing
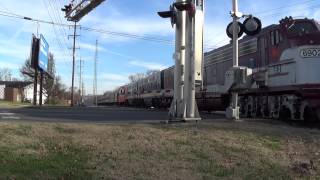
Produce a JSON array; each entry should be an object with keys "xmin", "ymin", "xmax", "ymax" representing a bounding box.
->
[
  {"xmin": 226, "ymin": 22, "xmax": 244, "ymax": 39},
  {"xmin": 243, "ymin": 17, "xmax": 262, "ymax": 36},
  {"xmin": 226, "ymin": 16, "xmax": 262, "ymax": 39},
  {"xmin": 158, "ymin": 5, "xmax": 177, "ymax": 27},
  {"xmin": 157, "ymin": 11, "xmax": 173, "ymax": 18}
]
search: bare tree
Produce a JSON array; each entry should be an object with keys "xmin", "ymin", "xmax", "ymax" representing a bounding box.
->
[
  {"xmin": 128, "ymin": 73, "xmax": 145, "ymax": 83},
  {"xmin": 146, "ymin": 70, "xmax": 160, "ymax": 76},
  {"xmin": 20, "ymin": 59, "xmax": 34, "ymax": 80},
  {"xmin": 0, "ymin": 68, "xmax": 12, "ymax": 81}
]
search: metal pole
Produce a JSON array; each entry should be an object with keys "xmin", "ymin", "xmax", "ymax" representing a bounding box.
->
[
  {"xmin": 33, "ymin": 68, "xmax": 38, "ymax": 106},
  {"xmin": 169, "ymin": 0, "xmax": 186, "ymax": 120},
  {"xmin": 183, "ymin": 0, "xmax": 203, "ymax": 121},
  {"xmin": 39, "ymin": 72, "xmax": 43, "ymax": 106},
  {"xmin": 184, "ymin": 1, "xmax": 193, "ymax": 119},
  {"xmin": 231, "ymin": 0, "xmax": 239, "ymax": 119},
  {"xmin": 71, "ymin": 21, "xmax": 77, "ymax": 107},
  {"xmin": 33, "ymin": 23, "xmax": 40, "ymax": 106}
]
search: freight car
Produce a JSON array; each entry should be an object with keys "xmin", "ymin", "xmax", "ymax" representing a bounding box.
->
[{"xmin": 98, "ymin": 17, "xmax": 320, "ymax": 121}]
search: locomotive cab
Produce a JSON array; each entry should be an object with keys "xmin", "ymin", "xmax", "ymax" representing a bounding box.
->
[{"xmin": 280, "ymin": 17, "xmax": 320, "ymax": 47}]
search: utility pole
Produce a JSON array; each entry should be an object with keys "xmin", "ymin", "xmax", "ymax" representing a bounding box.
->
[
  {"xmin": 78, "ymin": 58, "xmax": 83, "ymax": 105},
  {"xmin": 93, "ymin": 39, "xmax": 98, "ymax": 106},
  {"xmin": 71, "ymin": 21, "xmax": 77, "ymax": 107},
  {"xmin": 62, "ymin": 0, "xmax": 105, "ymax": 106}
]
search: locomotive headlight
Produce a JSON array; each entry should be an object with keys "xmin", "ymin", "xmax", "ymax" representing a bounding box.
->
[
  {"xmin": 226, "ymin": 22, "xmax": 244, "ymax": 39},
  {"xmin": 243, "ymin": 17, "xmax": 262, "ymax": 36}
]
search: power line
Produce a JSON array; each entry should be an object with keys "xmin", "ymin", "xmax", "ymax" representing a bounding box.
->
[
  {"xmin": 49, "ymin": 0, "xmax": 70, "ymax": 51},
  {"xmin": 253, "ymin": 0, "xmax": 318, "ymax": 16},
  {"xmin": 42, "ymin": 0, "xmax": 73, "ymax": 78},
  {"xmin": 80, "ymin": 26, "xmax": 174, "ymax": 45},
  {"xmin": 0, "ymin": 10, "xmax": 174, "ymax": 45},
  {"xmin": 42, "ymin": 0, "xmax": 70, "ymax": 57},
  {"xmin": 259, "ymin": 4, "xmax": 320, "ymax": 18}
]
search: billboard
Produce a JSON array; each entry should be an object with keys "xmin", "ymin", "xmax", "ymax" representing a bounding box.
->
[{"xmin": 38, "ymin": 34, "xmax": 49, "ymax": 72}]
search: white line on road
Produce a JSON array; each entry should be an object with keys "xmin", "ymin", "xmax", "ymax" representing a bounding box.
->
[
  {"xmin": 0, "ymin": 113, "xmax": 15, "ymax": 115},
  {"xmin": 1, "ymin": 116, "xmax": 21, "ymax": 120},
  {"xmin": 0, "ymin": 112, "xmax": 21, "ymax": 120}
]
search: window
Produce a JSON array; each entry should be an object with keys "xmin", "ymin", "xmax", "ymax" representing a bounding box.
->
[
  {"xmin": 270, "ymin": 30, "xmax": 282, "ymax": 46},
  {"xmin": 275, "ymin": 30, "xmax": 280, "ymax": 44},
  {"xmin": 271, "ymin": 31, "xmax": 275, "ymax": 45},
  {"xmin": 287, "ymin": 22, "xmax": 318, "ymax": 36}
]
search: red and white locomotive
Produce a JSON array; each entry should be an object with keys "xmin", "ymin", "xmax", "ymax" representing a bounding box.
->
[{"xmin": 98, "ymin": 17, "xmax": 320, "ymax": 121}]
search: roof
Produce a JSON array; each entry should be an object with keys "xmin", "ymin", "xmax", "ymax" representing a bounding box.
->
[{"xmin": 0, "ymin": 81, "xmax": 33, "ymax": 88}]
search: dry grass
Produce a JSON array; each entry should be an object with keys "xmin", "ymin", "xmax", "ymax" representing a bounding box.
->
[
  {"xmin": 0, "ymin": 100, "xmax": 30, "ymax": 108},
  {"xmin": 0, "ymin": 121, "xmax": 320, "ymax": 179}
]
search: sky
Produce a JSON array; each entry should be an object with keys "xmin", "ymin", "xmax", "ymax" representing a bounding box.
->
[{"xmin": 0, "ymin": 0, "xmax": 319, "ymax": 94}]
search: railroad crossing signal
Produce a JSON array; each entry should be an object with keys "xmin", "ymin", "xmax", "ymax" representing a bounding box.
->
[
  {"xmin": 226, "ymin": 16, "xmax": 262, "ymax": 38},
  {"xmin": 62, "ymin": 0, "xmax": 106, "ymax": 22},
  {"xmin": 159, "ymin": 0, "xmax": 204, "ymax": 121},
  {"xmin": 226, "ymin": 0, "xmax": 262, "ymax": 120},
  {"xmin": 157, "ymin": 5, "xmax": 176, "ymax": 27}
]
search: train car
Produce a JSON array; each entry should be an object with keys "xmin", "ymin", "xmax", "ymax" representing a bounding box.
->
[
  {"xmin": 140, "ymin": 71, "xmax": 162, "ymax": 107},
  {"xmin": 117, "ymin": 85, "xmax": 128, "ymax": 105},
  {"xmin": 127, "ymin": 82, "xmax": 139, "ymax": 106},
  {"xmin": 160, "ymin": 66, "xmax": 174, "ymax": 107},
  {"xmin": 98, "ymin": 90, "xmax": 117, "ymax": 105},
  {"xmin": 200, "ymin": 17, "xmax": 320, "ymax": 121}
]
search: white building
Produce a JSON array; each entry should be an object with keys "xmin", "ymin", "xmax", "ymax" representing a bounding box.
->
[{"xmin": 0, "ymin": 81, "xmax": 46, "ymax": 104}]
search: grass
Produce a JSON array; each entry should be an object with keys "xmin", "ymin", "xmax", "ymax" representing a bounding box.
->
[
  {"xmin": 0, "ymin": 100, "xmax": 31, "ymax": 108},
  {"xmin": 0, "ymin": 122, "xmax": 319, "ymax": 179}
]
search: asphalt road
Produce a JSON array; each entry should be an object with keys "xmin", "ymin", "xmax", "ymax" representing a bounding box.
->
[{"xmin": 0, "ymin": 106, "xmax": 226, "ymax": 123}]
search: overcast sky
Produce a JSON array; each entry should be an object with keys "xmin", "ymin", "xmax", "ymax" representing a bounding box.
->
[{"xmin": 0, "ymin": 0, "xmax": 319, "ymax": 94}]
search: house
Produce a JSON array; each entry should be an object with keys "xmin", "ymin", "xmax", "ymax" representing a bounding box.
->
[{"xmin": 0, "ymin": 81, "xmax": 47, "ymax": 104}]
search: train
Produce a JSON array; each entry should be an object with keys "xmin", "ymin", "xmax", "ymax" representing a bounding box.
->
[{"xmin": 98, "ymin": 17, "xmax": 320, "ymax": 121}]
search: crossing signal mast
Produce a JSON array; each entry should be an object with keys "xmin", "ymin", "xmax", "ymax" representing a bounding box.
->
[
  {"xmin": 159, "ymin": 0, "xmax": 204, "ymax": 121},
  {"xmin": 62, "ymin": 0, "xmax": 105, "ymax": 106},
  {"xmin": 225, "ymin": 0, "xmax": 262, "ymax": 120},
  {"xmin": 62, "ymin": 0, "xmax": 105, "ymax": 22}
]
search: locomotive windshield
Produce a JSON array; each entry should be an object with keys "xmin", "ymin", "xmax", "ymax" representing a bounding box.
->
[{"xmin": 287, "ymin": 21, "xmax": 318, "ymax": 36}]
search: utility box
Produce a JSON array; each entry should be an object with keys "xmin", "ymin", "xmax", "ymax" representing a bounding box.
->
[
  {"xmin": 226, "ymin": 106, "xmax": 240, "ymax": 119},
  {"xmin": 224, "ymin": 66, "xmax": 253, "ymax": 92}
]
